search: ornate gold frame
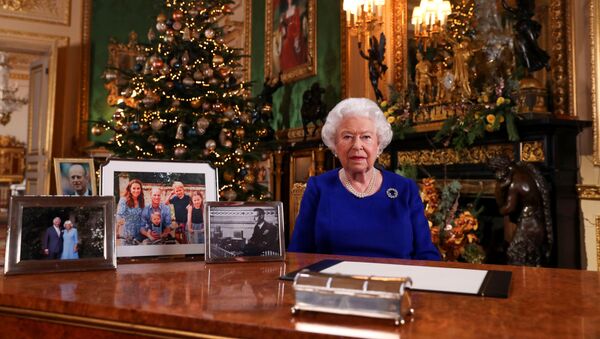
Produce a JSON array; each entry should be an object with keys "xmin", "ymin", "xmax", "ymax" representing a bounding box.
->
[
  {"xmin": 591, "ymin": 0, "xmax": 600, "ymax": 165},
  {"xmin": 0, "ymin": 0, "xmax": 71, "ymax": 25},
  {"xmin": 597, "ymin": 215, "xmax": 600, "ymax": 271},
  {"xmin": 264, "ymin": 0, "xmax": 316, "ymax": 83},
  {"xmin": 391, "ymin": 0, "xmax": 574, "ymax": 116}
]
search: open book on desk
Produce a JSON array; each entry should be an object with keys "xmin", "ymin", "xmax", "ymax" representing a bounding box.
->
[{"xmin": 281, "ymin": 259, "xmax": 512, "ymax": 298}]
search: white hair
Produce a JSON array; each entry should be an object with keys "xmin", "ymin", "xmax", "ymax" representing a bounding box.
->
[
  {"xmin": 321, "ymin": 97, "xmax": 393, "ymax": 154},
  {"xmin": 64, "ymin": 220, "xmax": 73, "ymax": 227}
]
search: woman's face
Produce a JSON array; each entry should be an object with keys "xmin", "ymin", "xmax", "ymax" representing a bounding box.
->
[
  {"xmin": 192, "ymin": 194, "xmax": 203, "ymax": 208},
  {"xmin": 334, "ymin": 116, "xmax": 379, "ymax": 175},
  {"xmin": 65, "ymin": 222, "xmax": 72, "ymax": 230},
  {"xmin": 130, "ymin": 183, "xmax": 142, "ymax": 198}
]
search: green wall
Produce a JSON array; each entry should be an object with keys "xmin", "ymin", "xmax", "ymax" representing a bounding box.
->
[
  {"xmin": 251, "ymin": 0, "xmax": 342, "ymax": 131},
  {"xmin": 89, "ymin": 0, "xmax": 162, "ymax": 142}
]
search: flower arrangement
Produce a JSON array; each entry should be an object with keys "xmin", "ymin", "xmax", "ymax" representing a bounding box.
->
[
  {"xmin": 420, "ymin": 178, "xmax": 486, "ymax": 263},
  {"xmin": 379, "ymin": 86, "xmax": 415, "ymax": 139},
  {"xmin": 433, "ymin": 95, "xmax": 520, "ymax": 150}
]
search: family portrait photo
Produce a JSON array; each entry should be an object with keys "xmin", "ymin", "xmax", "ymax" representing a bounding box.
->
[
  {"xmin": 4, "ymin": 196, "xmax": 116, "ymax": 275},
  {"xmin": 205, "ymin": 202, "xmax": 285, "ymax": 263},
  {"xmin": 54, "ymin": 158, "xmax": 97, "ymax": 196},
  {"xmin": 100, "ymin": 160, "xmax": 218, "ymax": 257}
]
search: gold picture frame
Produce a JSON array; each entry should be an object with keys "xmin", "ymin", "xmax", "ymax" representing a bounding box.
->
[
  {"xmin": 264, "ymin": 0, "xmax": 316, "ymax": 84},
  {"xmin": 4, "ymin": 196, "xmax": 116, "ymax": 275},
  {"xmin": 591, "ymin": 0, "xmax": 600, "ymax": 165},
  {"xmin": 53, "ymin": 158, "xmax": 97, "ymax": 196}
]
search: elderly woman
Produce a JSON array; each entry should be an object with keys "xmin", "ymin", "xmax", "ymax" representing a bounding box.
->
[{"xmin": 289, "ymin": 98, "xmax": 440, "ymax": 260}]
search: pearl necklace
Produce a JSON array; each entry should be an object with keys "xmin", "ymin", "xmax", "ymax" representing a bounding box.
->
[{"xmin": 340, "ymin": 168, "xmax": 377, "ymax": 198}]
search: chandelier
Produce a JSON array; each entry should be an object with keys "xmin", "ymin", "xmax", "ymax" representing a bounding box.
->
[
  {"xmin": 0, "ymin": 52, "xmax": 28, "ymax": 125},
  {"xmin": 411, "ymin": 0, "xmax": 452, "ymax": 38},
  {"xmin": 343, "ymin": 0, "xmax": 385, "ymax": 36}
]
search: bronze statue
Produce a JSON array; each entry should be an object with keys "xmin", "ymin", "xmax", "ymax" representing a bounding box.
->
[
  {"xmin": 300, "ymin": 82, "xmax": 326, "ymax": 138},
  {"xmin": 415, "ymin": 51, "xmax": 433, "ymax": 105},
  {"xmin": 258, "ymin": 72, "xmax": 283, "ymax": 106},
  {"xmin": 489, "ymin": 156, "xmax": 553, "ymax": 266},
  {"xmin": 358, "ymin": 32, "xmax": 388, "ymax": 102},
  {"xmin": 502, "ymin": 0, "xmax": 550, "ymax": 72}
]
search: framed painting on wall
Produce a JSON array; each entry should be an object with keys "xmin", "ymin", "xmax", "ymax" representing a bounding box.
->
[{"xmin": 265, "ymin": 0, "xmax": 317, "ymax": 84}]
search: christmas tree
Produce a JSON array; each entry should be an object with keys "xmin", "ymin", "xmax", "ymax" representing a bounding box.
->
[{"xmin": 93, "ymin": 0, "xmax": 274, "ymax": 201}]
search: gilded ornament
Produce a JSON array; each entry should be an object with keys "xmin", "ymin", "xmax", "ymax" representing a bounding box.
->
[
  {"xmin": 91, "ymin": 124, "xmax": 105, "ymax": 136},
  {"xmin": 151, "ymin": 118, "xmax": 163, "ymax": 131},
  {"xmin": 155, "ymin": 143, "xmax": 165, "ymax": 153},
  {"xmin": 212, "ymin": 54, "xmax": 224, "ymax": 65}
]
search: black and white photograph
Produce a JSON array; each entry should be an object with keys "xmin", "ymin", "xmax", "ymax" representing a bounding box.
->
[
  {"xmin": 4, "ymin": 196, "xmax": 116, "ymax": 275},
  {"xmin": 205, "ymin": 201, "xmax": 285, "ymax": 263},
  {"xmin": 100, "ymin": 159, "xmax": 218, "ymax": 257}
]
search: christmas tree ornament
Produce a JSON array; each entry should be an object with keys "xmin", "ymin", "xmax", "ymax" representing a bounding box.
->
[
  {"xmin": 142, "ymin": 97, "xmax": 156, "ymax": 108},
  {"xmin": 151, "ymin": 118, "xmax": 163, "ymax": 131},
  {"xmin": 190, "ymin": 99, "xmax": 202, "ymax": 108},
  {"xmin": 189, "ymin": 8, "xmax": 198, "ymax": 17},
  {"xmin": 183, "ymin": 76, "xmax": 195, "ymax": 87},
  {"xmin": 203, "ymin": 68, "xmax": 214, "ymax": 78},
  {"xmin": 196, "ymin": 128, "xmax": 206, "ymax": 135},
  {"xmin": 202, "ymin": 102, "xmax": 212, "ymax": 110},
  {"xmin": 147, "ymin": 28, "xmax": 156, "ymax": 42},
  {"xmin": 222, "ymin": 189, "xmax": 237, "ymax": 201},
  {"xmin": 130, "ymin": 121, "xmax": 141, "ymax": 132},
  {"xmin": 223, "ymin": 140, "xmax": 233, "ymax": 148},
  {"xmin": 223, "ymin": 171, "xmax": 234, "ymax": 182},
  {"xmin": 234, "ymin": 148, "xmax": 244, "ymax": 156},
  {"xmin": 151, "ymin": 58, "xmax": 164, "ymax": 69},
  {"xmin": 155, "ymin": 143, "xmax": 165, "ymax": 153},
  {"xmin": 212, "ymin": 54, "xmax": 224, "ymax": 65},
  {"xmin": 193, "ymin": 70, "xmax": 204, "ymax": 80},
  {"xmin": 196, "ymin": 117, "xmax": 210, "ymax": 129},
  {"xmin": 182, "ymin": 27, "xmax": 191, "ymax": 41},
  {"xmin": 256, "ymin": 127, "xmax": 268, "ymax": 138},
  {"xmin": 174, "ymin": 144, "xmax": 187, "ymax": 157},
  {"xmin": 113, "ymin": 109, "xmax": 125, "ymax": 121},
  {"xmin": 181, "ymin": 51, "xmax": 190, "ymax": 65},
  {"xmin": 91, "ymin": 124, "xmax": 105, "ymax": 136},
  {"xmin": 172, "ymin": 21, "xmax": 182, "ymax": 31},
  {"xmin": 166, "ymin": 81, "xmax": 175, "ymax": 89},
  {"xmin": 244, "ymin": 173, "xmax": 256, "ymax": 184},
  {"xmin": 204, "ymin": 28, "xmax": 215, "ymax": 39},
  {"xmin": 223, "ymin": 109, "xmax": 235, "ymax": 119},
  {"xmin": 235, "ymin": 127, "xmax": 245, "ymax": 138},
  {"xmin": 175, "ymin": 122, "xmax": 186, "ymax": 140},
  {"xmin": 205, "ymin": 139, "xmax": 217, "ymax": 151},
  {"xmin": 157, "ymin": 13, "xmax": 166, "ymax": 22},
  {"xmin": 187, "ymin": 127, "xmax": 197, "ymax": 137},
  {"xmin": 156, "ymin": 22, "xmax": 167, "ymax": 32},
  {"xmin": 191, "ymin": 29, "xmax": 200, "ymax": 39},
  {"xmin": 172, "ymin": 9, "xmax": 184, "ymax": 21},
  {"xmin": 147, "ymin": 135, "xmax": 158, "ymax": 144},
  {"xmin": 240, "ymin": 112, "xmax": 251, "ymax": 123},
  {"xmin": 218, "ymin": 66, "xmax": 231, "ymax": 77}
]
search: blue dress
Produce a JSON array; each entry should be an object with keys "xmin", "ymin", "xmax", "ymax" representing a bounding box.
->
[
  {"xmin": 117, "ymin": 198, "xmax": 144, "ymax": 242},
  {"xmin": 61, "ymin": 228, "xmax": 79, "ymax": 260},
  {"xmin": 289, "ymin": 169, "xmax": 441, "ymax": 260}
]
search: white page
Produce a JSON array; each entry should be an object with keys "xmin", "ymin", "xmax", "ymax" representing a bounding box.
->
[{"xmin": 321, "ymin": 261, "xmax": 488, "ymax": 294}]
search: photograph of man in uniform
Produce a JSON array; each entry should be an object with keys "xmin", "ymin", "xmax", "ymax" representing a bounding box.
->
[{"xmin": 243, "ymin": 208, "xmax": 279, "ymax": 256}]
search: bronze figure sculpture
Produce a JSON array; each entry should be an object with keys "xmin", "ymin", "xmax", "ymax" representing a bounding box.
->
[
  {"xmin": 300, "ymin": 82, "xmax": 326, "ymax": 138},
  {"xmin": 358, "ymin": 32, "xmax": 388, "ymax": 102},
  {"xmin": 489, "ymin": 156, "xmax": 553, "ymax": 266}
]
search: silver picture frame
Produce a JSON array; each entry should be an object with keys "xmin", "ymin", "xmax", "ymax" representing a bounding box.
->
[
  {"xmin": 205, "ymin": 201, "xmax": 285, "ymax": 263},
  {"xmin": 4, "ymin": 196, "xmax": 116, "ymax": 275}
]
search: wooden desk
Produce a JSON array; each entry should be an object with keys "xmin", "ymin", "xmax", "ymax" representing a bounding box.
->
[{"xmin": 0, "ymin": 253, "xmax": 599, "ymax": 338}]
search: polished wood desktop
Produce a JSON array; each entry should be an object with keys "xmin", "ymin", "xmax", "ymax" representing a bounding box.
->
[{"xmin": 0, "ymin": 253, "xmax": 599, "ymax": 338}]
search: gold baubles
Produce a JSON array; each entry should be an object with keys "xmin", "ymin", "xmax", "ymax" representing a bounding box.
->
[
  {"xmin": 212, "ymin": 54, "xmax": 224, "ymax": 65},
  {"xmin": 155, "ymin": 143, "xmax": 165, "ymax": 153},
  {"xmin": 91, "ymin": 124, "xmax": 105, "ymax": 136},
  {"xmin": 151, "ymin": 118, "xmax": 163, "ymax": 131}
]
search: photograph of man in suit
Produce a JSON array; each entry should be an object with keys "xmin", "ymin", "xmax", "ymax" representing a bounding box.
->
[
  {"xmin": 64, "ymin": 164, "xmax": 92, "ymax": 196},
  {"xmin": 243, "ymin": 208, "xmax": 279, "ymax": 256},
  {"xmin": 43, "ymin": 217, "xmax": 63, "ymax": 259}
]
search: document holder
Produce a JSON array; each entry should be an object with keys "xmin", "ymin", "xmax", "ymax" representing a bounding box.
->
[{"xmin": 291, "ymin": 269, "xmax": 414, "ymax": 325}]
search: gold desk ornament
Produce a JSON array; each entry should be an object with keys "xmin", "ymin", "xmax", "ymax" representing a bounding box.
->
[
  {"xmin": 518, "ymin": 77, "xmax": 549, "ymax": 114},
  {"xmin": 291, "ymin": 270, "xmax": 414, "ymax": 326}
]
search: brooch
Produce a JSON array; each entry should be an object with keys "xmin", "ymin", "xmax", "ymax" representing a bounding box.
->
[{"xmin": 386, "ymin": 188, "xmax": 398, "ymax": 199}]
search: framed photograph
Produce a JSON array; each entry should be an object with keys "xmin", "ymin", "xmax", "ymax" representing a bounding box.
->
[
  {"xmin": 205, "ymin": 201, "xmax": 285, "ymax": 263},
  {"xmin": 264, "ymin": 0, "xmax": 316, "ymax": 84},
  {"xmin": 54, "ymin": 158, "xmax": 97, "ymax": 196},
  {"xmin": 4, "ymin": 196, "xmax": 116, "ymax": 275},
  {"xmin": 100, "ymin": 159, "xmax": 218, "ymax": 258}
]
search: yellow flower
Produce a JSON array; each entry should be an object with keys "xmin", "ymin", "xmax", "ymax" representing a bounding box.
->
[
  {"xmin": 485, "ymin": 124, "xmax": 494, "ymax": 132},
  {"xmin": 496, "ymin": 97, "xmax": 505, "ymax": 105},
  {"xmin": 474, "ymin": 112, "xmax": 481, "ymax": 119},
  {"xmin": 499, "ymin": 115, "xmax": 505, "ymax": 123},
  {"xmin": 387, "ymin": 116, "xmax": 396, "ymax": 124},
  {"xmin": 380, "ymin": 100, "xmax": 388, "ymax": 108},
  {"xmin": 486, "ymin": 114, "xmax": 496, "ymax": 124}
]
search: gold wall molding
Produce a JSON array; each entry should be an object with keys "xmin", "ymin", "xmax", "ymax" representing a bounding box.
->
[
  {"xmin": 0, "ymin": 0, "xmax": 70, "ymax": 25},
  {"xmin": 591, "ymin": 0, "xmax": 600, "ymax": 165},
  {"xmin": 596, "ymin": 215, "xmax": 600, "ymax": 271},
  {"xmin": 577, "ymin": 184, "xmax": 600, "ymax": 200},
  {"xmin": 520, "ymin": 141, "xmax": 545, "ymax": 162},
  {"xmin": 397, "ymin": 141, "xmax": 545, "ymax": 166},
  {"xmin": 77, "ymin": 0, "xmax": 91, "ymax": 148}
]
